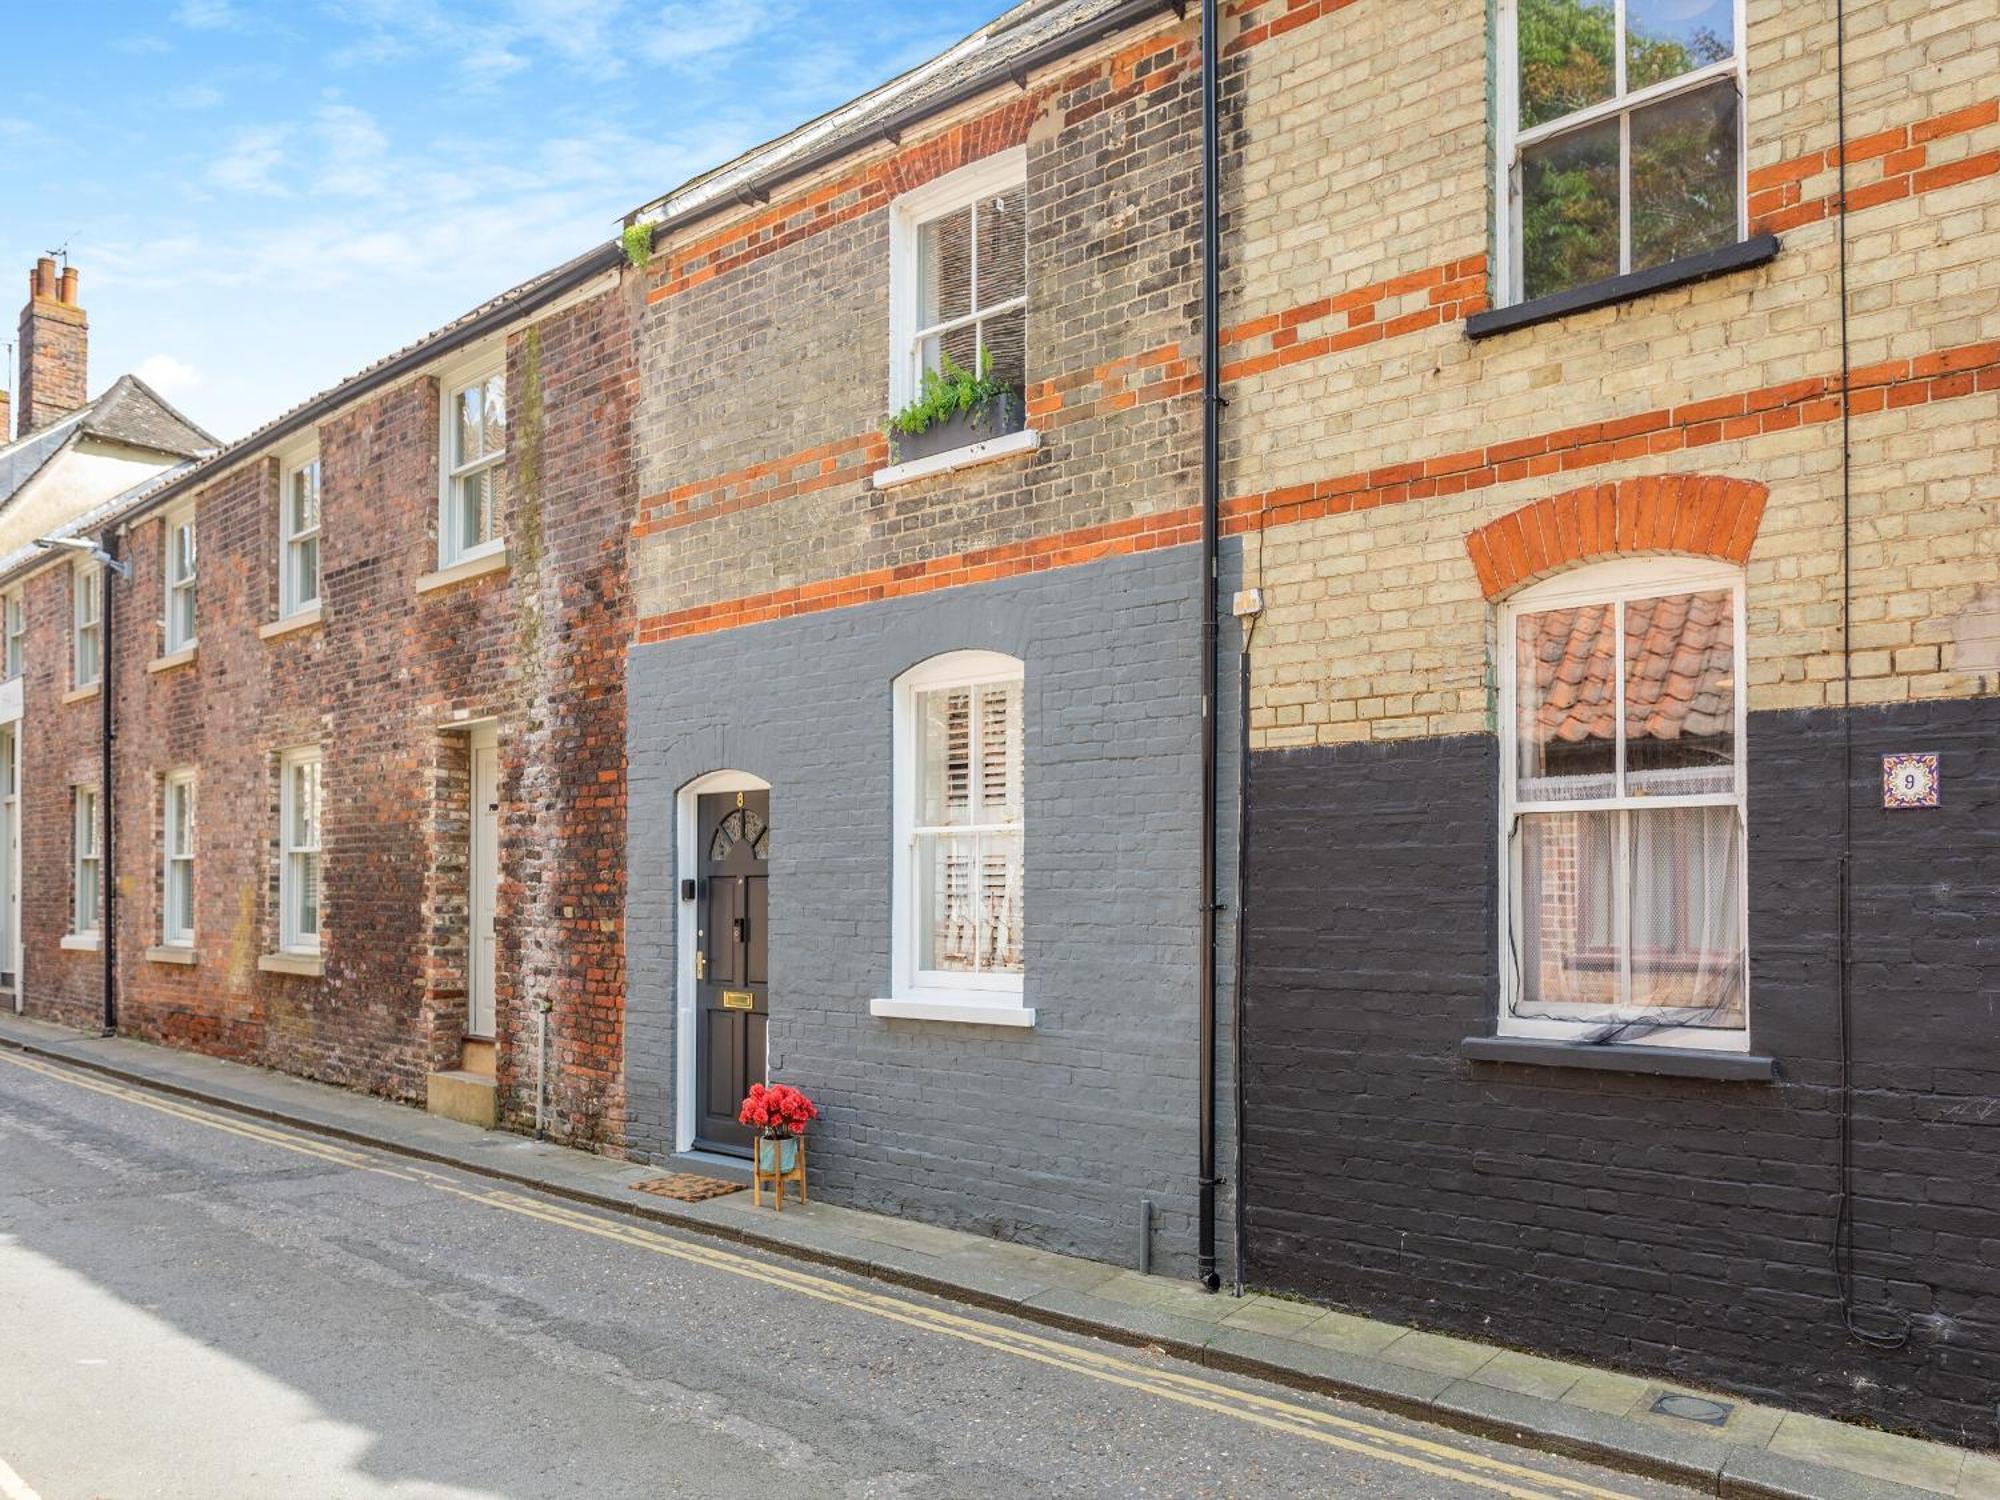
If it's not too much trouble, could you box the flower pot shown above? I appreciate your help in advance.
[891,392,1025,464]
[756,1135,799,1174]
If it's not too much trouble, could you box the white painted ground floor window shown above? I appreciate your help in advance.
[73,786,101,937]
[876,650,1029,1026]
[1499,558,1748,1048]
[163,771,196,946]
[280,749,322,954]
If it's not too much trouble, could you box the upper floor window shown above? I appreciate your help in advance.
[163,770,196,946]
[73,785,101,936]
[886,651,1026,1020]
[888,150,1027,413]
[1499,557,1747,1049]
[164,506,198,654]
[440,365,506,567]
[1497,0,1744,304]
[280,748,323,954]
[72,563,102,689]
[281,453,322,618]
[2,591,22,681]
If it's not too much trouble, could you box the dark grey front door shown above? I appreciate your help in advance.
[694,790,769,1156]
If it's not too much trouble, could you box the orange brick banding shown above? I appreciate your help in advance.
[1750,98,1998,232]
[1219,256,1487,383]
[1225,0,1365,56]
[1463,476,1769,600]
[635,431,888,538]
[635,335,2000,642]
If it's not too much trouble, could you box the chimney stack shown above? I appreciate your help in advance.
[18,256,88,434]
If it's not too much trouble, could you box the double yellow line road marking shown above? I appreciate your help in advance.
[1,1048,1648,1500]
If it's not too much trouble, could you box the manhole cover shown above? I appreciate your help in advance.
[1650,1392,1734,1426]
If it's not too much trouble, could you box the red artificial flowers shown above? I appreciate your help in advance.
[737,1082,819,1138]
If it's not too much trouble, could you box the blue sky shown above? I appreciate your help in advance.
[2,1,999,443]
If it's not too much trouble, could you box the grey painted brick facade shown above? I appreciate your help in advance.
[628,544,1240,1274]
[1241,697,2000,1444]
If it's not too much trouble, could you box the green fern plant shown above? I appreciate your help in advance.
[621,222,656,271]
[886,350,1016,438]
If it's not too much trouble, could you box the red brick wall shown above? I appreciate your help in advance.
[14,279,637,1149]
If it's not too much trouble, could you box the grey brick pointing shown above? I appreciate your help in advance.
[628,545,1239,1274]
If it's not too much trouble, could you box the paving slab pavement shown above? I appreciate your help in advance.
[4,1011,1993,1500]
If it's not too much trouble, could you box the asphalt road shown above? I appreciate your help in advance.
[0,1049,1696,1500]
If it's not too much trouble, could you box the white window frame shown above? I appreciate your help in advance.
[279,748,322,955]
[280,447,322,619]
[73,785,101,937]
[163,504,198,654]
[2,590,22,681]
[437,355,507,569]
[163,770,196,947]
[1496,556,1749,1050]
[72,561,102,689]
[886,147,1029,414]
[878,649,1030,1026]
[1493,0,1748,306]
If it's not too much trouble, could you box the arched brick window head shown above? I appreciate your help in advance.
[1466,476,1769,601]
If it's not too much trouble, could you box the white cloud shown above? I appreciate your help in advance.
[169,85,225,109]
[640,0,771,64]
[136,354,202,396]
[208,126,291,195]
[313,104,390,198]
[174,0,243,29]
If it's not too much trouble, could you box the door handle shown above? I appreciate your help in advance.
[695,950,708,980]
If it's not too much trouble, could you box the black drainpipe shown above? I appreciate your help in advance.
[99,529,119,1036]
[1195,0,1224,1293]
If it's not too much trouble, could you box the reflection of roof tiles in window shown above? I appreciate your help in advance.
[1529,592,1732,747]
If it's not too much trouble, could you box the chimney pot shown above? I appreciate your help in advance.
[18,257,87,432]
[32,257,55,300]
[59,267,78,305]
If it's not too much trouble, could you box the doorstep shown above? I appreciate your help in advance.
[0,1011,1991,1500]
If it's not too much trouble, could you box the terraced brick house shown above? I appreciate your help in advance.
[1225,0,1999,1445]
[2,247,638,1144]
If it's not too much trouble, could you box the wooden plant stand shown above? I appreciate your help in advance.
[752,1135,808,1211]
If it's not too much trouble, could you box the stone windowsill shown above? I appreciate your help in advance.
[61,684,100,706]
[415,546,510,596]
[869,996,1036,1028]
[147,645,198,675]
[258,950,325,977]
[145,945,198,966]
[1460,1034,1776,1081]
[59,933,101,952]
[260,604,324,641]
[873,428,1041,490]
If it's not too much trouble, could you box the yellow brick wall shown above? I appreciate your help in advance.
[1223,0,2000,750]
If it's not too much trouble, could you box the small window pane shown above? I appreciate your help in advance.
[1520,115,1620,300]
[975,193,1026,307]
[980,306,1027,394]
[457,471,496,552]
[920,687,973,827]
[920,833,977,972]
[1514,810,1621,1015]
[918,206,973,327]
[975,682,1023,825]
[1627,805,1744,1023]
[1517,0,1615,130]
[295,535,320,604]
[980,832,1024,973]
[1622,589,1736,795]
[481,375,506,459]
[455,385,483,469]
[291,464,320,536]
[1629,79,1739,274]
[1626,0,1733,92]
[921,321,981,383]
[1515,603,1617,800]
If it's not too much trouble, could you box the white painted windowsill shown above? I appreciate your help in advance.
[869,996,1035,1028]
[873,428,1040,490]
[145,945,198,966]
[260,604,323,641]
[415,546,509,596]
[60,933,101,952]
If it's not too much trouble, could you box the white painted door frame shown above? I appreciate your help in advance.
[467,725,499,1040]
[674,769,770,1155]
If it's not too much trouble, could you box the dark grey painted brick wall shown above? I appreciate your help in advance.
[627,546,1242,1274]
[1241,697,2000,1447]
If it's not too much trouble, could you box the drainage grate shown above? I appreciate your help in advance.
[1650,1392,1734,1426]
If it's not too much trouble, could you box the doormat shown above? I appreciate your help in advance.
[629,1173,744,1204]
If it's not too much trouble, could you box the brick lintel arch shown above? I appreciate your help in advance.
[1465,474,1769,600]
